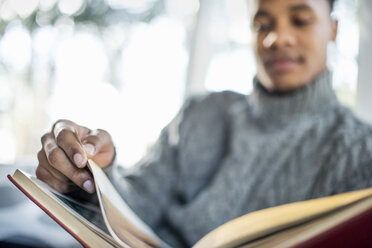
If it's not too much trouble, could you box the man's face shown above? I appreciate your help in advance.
[251,0,338,91]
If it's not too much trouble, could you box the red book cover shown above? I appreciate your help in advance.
[7,174,90,248]
[292,202,372,248]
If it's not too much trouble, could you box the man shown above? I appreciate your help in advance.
[36,0,372,247]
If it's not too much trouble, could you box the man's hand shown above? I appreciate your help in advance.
[36,119,115,194]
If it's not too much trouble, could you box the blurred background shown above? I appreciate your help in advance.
[0,0,369,167]
[1,0,372,247]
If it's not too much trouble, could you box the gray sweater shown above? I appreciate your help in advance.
[109,71,372,247]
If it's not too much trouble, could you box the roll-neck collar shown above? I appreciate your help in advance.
[248,71,339,125]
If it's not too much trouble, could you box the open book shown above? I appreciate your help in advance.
[8,160,169,248]
[8,160,372,248]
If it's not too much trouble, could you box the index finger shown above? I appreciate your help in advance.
[53,120,90,168]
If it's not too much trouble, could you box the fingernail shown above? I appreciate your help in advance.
[73,153,85,168]
[83,143,95,156]
[83,180,95,193]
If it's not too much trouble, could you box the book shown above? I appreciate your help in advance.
[8,160,372,248]
[8,160,169,248]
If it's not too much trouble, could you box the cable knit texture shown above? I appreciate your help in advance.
[109,71,372,247]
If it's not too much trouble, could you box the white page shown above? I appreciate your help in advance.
[88,159,170,248]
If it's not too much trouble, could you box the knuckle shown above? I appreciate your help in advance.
[37,150,43,161]
[55,119,65,124]
[88,129,112,148]
[97,128,108,135]
[36,166,46,179]
[54,119,70,127]
[41,133,50,144]
[55,128,71,143]
[54,119,75,131]
[98,129,111,139]
[48,148,63,165]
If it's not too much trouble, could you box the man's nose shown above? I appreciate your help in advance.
[263,27,296,49]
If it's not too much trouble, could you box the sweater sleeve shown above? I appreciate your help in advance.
[106,91,245,229]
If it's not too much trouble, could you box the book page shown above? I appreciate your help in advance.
[87,159,170,248]
[32,176,110,234]
[49,187,109,234]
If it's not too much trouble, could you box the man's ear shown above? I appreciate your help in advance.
[330,19,338,42]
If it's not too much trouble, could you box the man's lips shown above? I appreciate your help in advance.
[264,57,303,73]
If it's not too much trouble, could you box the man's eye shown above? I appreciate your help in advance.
[253,22,273,32]
[292,18,313,27]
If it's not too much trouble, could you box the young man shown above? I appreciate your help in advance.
[36,0,372,246]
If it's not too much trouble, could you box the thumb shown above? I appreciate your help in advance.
[81,129,115,168]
